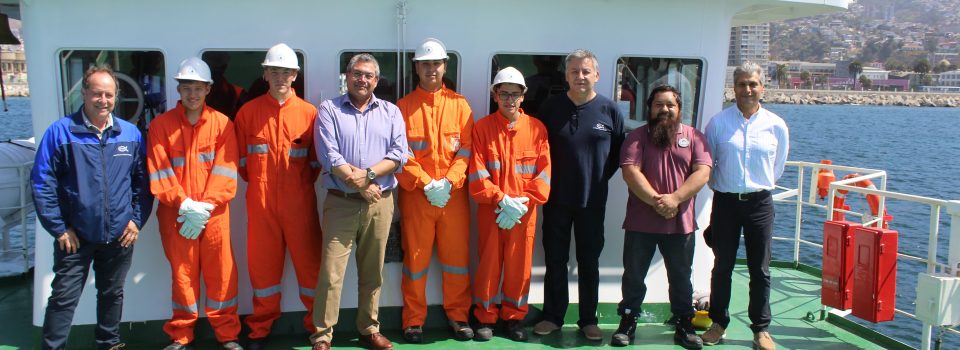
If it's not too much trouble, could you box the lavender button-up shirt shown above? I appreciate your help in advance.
[315,93,407,192]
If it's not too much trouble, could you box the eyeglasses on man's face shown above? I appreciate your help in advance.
[497,92,523,102]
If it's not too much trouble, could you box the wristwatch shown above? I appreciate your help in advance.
[366,168,376,181]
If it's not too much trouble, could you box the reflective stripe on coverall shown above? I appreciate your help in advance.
[396,86,474,329]
[235,93,323,338]
[469,111,551,324]
[147,104,240,344]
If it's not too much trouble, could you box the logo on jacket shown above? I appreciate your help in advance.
[593,123,610,132]
[114,145,132,157]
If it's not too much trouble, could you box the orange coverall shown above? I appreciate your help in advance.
[396,86,474,329]
[235,93,322,338]
[469,111,551,324]
[147,104,241,344]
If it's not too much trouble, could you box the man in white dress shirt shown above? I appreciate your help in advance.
[700,61,788,350]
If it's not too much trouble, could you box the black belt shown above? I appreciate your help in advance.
[327,189,365,199]
[327,189,392,200]
[715,190,770,201]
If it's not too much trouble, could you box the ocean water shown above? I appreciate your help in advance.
[765,103,960,348]
[5,98,960,347]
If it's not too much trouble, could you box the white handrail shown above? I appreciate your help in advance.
[776,160,960,350]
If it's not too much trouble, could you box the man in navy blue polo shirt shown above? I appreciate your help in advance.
[32,65,154,350]
[533,49,625,341]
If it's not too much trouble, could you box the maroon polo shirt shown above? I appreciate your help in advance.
[620,123,712,234]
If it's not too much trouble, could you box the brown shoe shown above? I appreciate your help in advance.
[753,331,776,350]
[311,341,330,350]
[359,332,394,350]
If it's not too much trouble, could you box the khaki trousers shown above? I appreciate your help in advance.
[310,190,394,344]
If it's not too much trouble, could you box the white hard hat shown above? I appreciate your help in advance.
[413,37,449,61]
[491,66,527,93]
[262,43,300,70]
[174,57,212,84]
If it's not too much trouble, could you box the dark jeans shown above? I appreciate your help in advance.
[617,231,695,319]
[540,203,605,327]
[708,190,774,333]
[42,240,134,350]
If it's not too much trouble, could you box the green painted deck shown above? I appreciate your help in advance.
[1,264,907,349]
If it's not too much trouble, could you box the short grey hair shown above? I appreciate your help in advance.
[347,53,380,77]
[734,61,765,84]
[565,49,599,72]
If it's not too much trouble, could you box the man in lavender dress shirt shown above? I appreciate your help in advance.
[310,53,408,350]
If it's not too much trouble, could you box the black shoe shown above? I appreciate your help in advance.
[163,342,191,350]
[449,320,474,341]
[505,320,528,342]
[610,314,638,347]
[246,338,267,350]
[220,341,243,350]
[403,326,424,343]
[474,324,495,342]
[675,318,704,349]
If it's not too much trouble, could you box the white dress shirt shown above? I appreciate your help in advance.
[705,105,789,193]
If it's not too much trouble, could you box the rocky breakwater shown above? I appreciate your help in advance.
[0,82,29,97]
[724,88,960,107]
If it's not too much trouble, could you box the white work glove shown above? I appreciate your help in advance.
[495,207,521,230]
[498,195,530,219]
[177,198,215,239]
[176,215,204,239]
[424,179,452,208]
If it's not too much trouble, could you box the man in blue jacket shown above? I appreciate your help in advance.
[32,65,154,350]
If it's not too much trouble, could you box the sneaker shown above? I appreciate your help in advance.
[474,324,495,341]
[505,320,529,342]
[220,341,243,350]
[533,320,561,335]
[674,318,703,349]
[701,323,725,345]
[610,314,637,347]
[163,342,190,350]
[402,326,423,343]
[753,331,776,350]
[449,320,474,341]
[580,324,603,341]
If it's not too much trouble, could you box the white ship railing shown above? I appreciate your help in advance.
[773,160,960,350]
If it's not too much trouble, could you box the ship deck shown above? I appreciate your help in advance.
[2,263,905,349]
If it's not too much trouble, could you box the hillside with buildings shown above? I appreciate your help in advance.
[729,0,960,93]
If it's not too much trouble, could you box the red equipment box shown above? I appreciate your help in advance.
[822,221,861,310]
[851,226,898,323]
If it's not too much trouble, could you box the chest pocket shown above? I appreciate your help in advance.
[246,133,270,182]
[169,142,188,178]
[443,131,461,157]
[196,141,216,171]
[515,150,538,180]
[286,128,316,184]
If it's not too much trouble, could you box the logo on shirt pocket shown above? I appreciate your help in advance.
[593,123,610,132]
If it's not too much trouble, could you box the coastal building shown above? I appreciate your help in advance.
[939,69,960,87]
[1,49,26,83]
[729,24,770,69]
[769,60,836,88]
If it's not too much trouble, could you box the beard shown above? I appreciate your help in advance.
[649,112,680,148]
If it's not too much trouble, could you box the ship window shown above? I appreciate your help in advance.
[200,50,307,119]
[488,54,566,117]
[58,49,167,130]
[616,57,704,129]
[337,51,460,104]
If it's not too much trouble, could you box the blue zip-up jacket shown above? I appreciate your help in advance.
[31,108,154,243]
